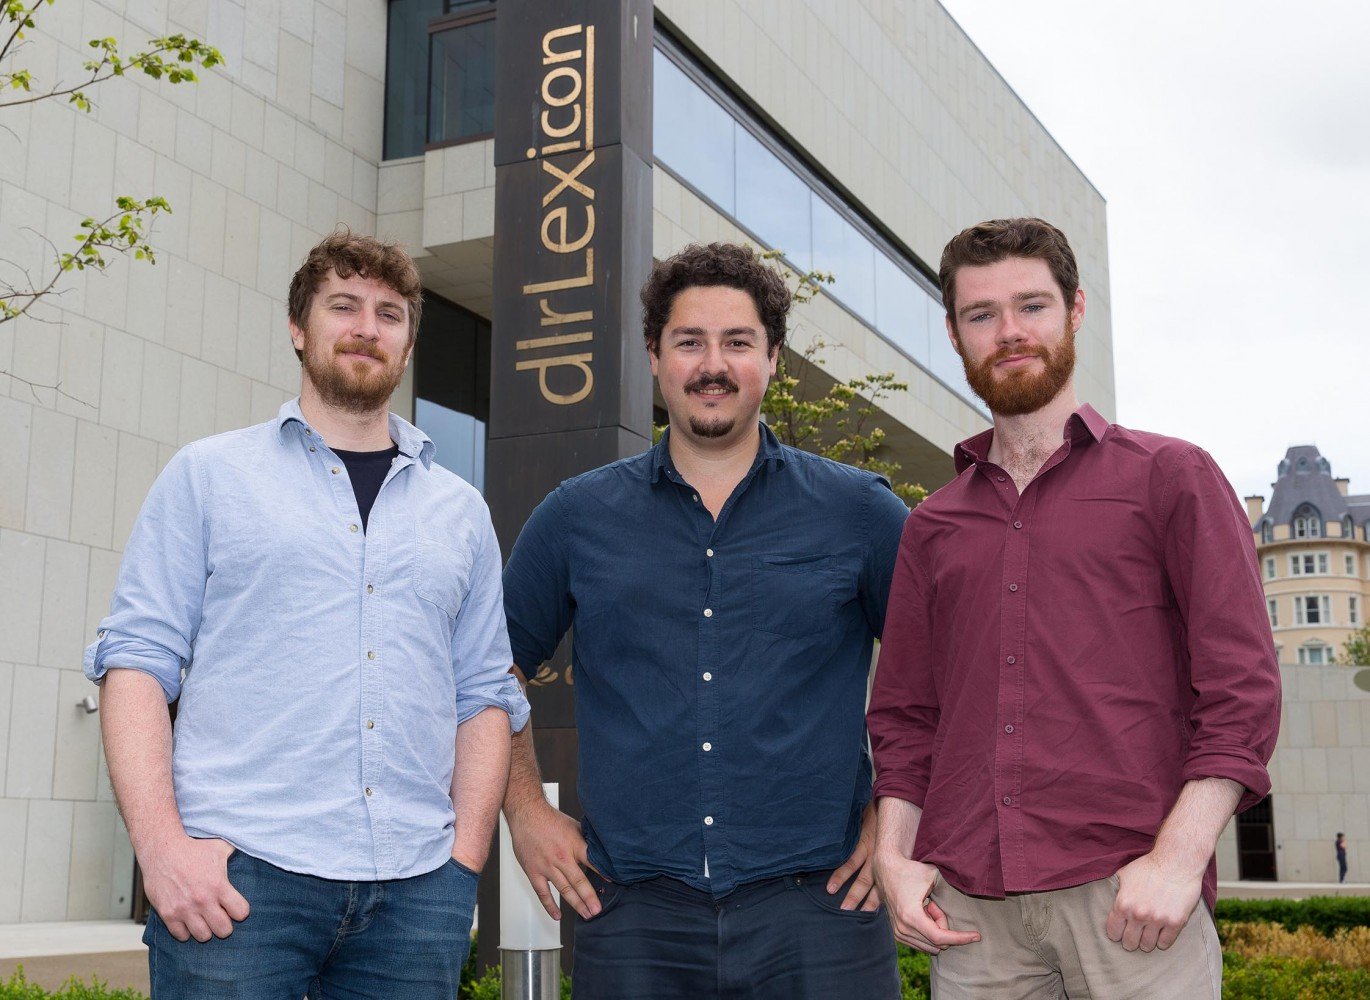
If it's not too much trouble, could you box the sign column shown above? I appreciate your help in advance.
[481,0,654,973]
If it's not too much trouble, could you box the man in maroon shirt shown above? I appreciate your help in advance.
[868,218,1281,997]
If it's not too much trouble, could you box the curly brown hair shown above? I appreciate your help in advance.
[640,243,791,354]
[938,218,1079,330]
[288,228,424,361]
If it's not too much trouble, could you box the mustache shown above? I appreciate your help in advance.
[988,345,1049,365]
[684,373,739,394]
[335,341,386,361]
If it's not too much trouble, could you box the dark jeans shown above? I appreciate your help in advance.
[144,850,478,1000]
[572,868,900,999]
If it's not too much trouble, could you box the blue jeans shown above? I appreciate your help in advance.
[572,868,900,999]
[145,850,478,1000]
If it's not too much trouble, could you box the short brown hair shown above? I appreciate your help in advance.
[640,243,791,354]
[938,218,1079,328]
[288,228,423,360]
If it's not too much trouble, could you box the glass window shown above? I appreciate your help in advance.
[811,196,876,321]
[429,17,497,144]
[734,126,812,272]
[1267,599,1278,628]
[1264,557,1276,580]
[1352,596,1360,626]
[1347,554,1356,576]
[1260,521,1274,544]
[385,0,447,158]
[413,294,490,491]
[652,50,735,214]
[1318,554,1328,574]
[1299,645,1328,665]
[873,252,930,364]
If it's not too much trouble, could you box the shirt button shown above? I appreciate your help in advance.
[997,475,1006,482]
[309,446,316,452]
[1013,521,1023,529]
[367,650,375,660]
[706,548,714,557]
[692,494,700,503]
[703,672,713,681]
[1004,724,1015,734]
[365,787,373,797]
[367,584,374,594]
[331,467,341,475]
[349,523,359,533]
[1002,796,1012,806]
[703,608,713,618]
[1009,583,1018,592]
[1007,655,1016,664]
[702,742,712,752]
[704,816,714,826]
[366,720,375,729]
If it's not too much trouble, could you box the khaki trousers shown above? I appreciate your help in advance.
[928,874,1221,1000]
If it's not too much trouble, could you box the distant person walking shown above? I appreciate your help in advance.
[1337,833,1348,883]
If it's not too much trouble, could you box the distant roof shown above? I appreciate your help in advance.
[1260,445,1367,526]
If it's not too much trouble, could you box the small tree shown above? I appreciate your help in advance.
[1338,625,1370,667]
[1,1,221,371]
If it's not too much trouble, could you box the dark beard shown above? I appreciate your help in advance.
[302,341,405,414]
[684,372,739,438]
[960,325,1076,417]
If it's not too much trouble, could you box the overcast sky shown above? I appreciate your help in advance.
[937,0,1370,504]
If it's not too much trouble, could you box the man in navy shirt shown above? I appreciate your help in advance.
[502,242,909,997]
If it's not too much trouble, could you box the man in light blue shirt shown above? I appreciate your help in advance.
[85,230,528,999]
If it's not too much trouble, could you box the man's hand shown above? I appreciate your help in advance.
[1106,853,1202,953]
[506,798,601,921]
[827,801,880,910]
[874,853,981,955]
[140,835,249,943]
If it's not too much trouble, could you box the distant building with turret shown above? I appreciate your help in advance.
[1246,446,1370,666]
[1214,447,1370,885]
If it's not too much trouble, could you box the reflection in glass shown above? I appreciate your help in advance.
[416,400,486,491]
[734,126,812,271]
[652,50,735,213]
[812,197,875,321]
[384,0,446,159]
[414,294,491,493]
[874,253,929,365]
[428,19,497,145]
[927,294,974,402]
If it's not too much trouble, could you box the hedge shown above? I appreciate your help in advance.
[1215,897,1370,938]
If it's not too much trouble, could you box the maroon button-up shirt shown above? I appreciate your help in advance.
[868,405,1280,910]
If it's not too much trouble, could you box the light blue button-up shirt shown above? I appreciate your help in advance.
[85,399,529,881]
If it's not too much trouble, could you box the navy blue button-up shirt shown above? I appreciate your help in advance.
[504,425,908,894]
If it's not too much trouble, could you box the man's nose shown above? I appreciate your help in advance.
[352,305,382,340]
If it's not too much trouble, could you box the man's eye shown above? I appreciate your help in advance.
[969,312,990,323]
[1023,303,1044,313]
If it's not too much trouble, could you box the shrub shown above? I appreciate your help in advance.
[897,944,931,999]
[0,969,146,1000]
[1215,897,1370,937]
[1222,953,1370,999]
[1221,922,1370,968]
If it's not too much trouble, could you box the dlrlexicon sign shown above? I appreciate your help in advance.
[516,24,598,407]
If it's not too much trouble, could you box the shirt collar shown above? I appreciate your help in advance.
[649,422,787,484]
[275,397,436,467]
[953,403,1110,473]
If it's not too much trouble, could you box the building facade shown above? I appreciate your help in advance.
[0,0,1112,922]
[1213,448,1370,884]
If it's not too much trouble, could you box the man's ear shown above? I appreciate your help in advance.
[289,320,306,355]
[1069,287,1086,333]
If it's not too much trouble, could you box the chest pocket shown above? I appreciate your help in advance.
[413,531,475,618]
[751,554,842,638]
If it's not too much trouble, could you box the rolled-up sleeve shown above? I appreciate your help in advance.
[1159,446,1282,812]
[868,515,939,806]
[452,508,530,733]
[83,445,207,702]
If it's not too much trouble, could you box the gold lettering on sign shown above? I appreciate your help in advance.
[518,24,598,406]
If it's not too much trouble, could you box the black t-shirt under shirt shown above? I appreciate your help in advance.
[334,444,400,532]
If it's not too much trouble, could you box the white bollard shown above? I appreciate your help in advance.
[500,782,563,999]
